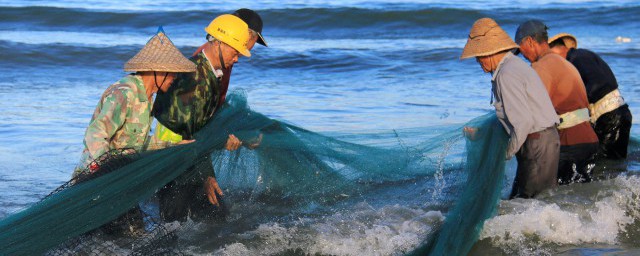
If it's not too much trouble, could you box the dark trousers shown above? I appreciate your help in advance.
[100,207,145,236]
[510,127,560,199]
[157,155,223,222]
[594,104,632,160]
[557,142,599,185]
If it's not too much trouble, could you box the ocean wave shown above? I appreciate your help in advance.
[0,36,466,71]
[1,0,638,12]
[0,30,465,49]
[213,203,444,256]
[1,5,638,38]
[479,175,640,255]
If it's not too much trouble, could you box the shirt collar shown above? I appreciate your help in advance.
[492,51,513,81]
[201,49,224,78]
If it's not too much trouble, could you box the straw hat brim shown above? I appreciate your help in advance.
[461,18,519,59]
[548,33,578,49]
[124,32,196,73]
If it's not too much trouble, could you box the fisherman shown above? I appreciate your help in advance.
[73,29,196,235]
[461,18,560,199]
[153,11,267,222]
[75,28,195,178]
[549,33,632,160]
[191,8,268,102]
[515,20,599,185]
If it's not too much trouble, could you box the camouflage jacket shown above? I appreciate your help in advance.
[153,52,223,140]
[78,75,152,171]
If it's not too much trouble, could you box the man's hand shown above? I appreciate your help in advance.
[177,139,195,145]
[204,176,224,206]
[463,126,479,140]
[245,133,263,150]
[225,134,242,151]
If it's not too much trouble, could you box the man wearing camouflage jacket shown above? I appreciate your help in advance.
[152,12,267,221]
[75,29,195,177]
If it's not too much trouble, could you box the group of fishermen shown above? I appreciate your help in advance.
[462,18,632,199]
[74,10,632,231]
[75,8,267,227]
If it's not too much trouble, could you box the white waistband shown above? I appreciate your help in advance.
[589,89,625,123]
[558,108,590,130]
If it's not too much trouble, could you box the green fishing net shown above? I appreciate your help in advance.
[0,91,510,256]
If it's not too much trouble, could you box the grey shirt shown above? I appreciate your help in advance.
[491,52,559,159]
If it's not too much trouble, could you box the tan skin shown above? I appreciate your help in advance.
[139,71,175,99]
[549,44,570,59]
[463,51,509,139]
[518,36,551,63]
[203,34,261,206]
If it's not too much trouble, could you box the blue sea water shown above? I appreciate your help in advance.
[0,0,639,255]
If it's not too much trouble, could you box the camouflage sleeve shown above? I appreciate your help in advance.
[83,89,129,160]
[145,132,172,151]
[153,73,196,139]
[153,55,221,139]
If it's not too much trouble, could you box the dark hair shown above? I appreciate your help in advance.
[549,39,565,48]
[531,31,548,44]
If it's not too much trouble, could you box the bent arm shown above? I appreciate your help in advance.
[83,91,128,160]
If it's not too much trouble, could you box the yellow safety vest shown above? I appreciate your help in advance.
[155,123,183,143]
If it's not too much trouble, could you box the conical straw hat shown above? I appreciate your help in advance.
[124,29,196,72]
[461,18,519,59]
[548,33,578,49]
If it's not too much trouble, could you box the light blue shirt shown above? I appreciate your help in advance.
[491,52,559,159]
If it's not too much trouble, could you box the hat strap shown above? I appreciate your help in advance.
[217,43,226,71]
[154,71,169,91]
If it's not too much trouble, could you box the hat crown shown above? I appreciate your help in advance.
[515,19,548,44]
[124,29,196,73]
[460,18,518,59]
[234,8,263,33]
[549,32,578,49]
[205,14,252,56]
[469,18,500,39]
[232,8,267,47]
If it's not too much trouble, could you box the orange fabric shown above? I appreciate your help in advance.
[532,51,598,146]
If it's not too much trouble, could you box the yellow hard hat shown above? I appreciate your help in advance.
[205,14,251,57]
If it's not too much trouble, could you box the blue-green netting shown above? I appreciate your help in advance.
[408,115,508,256]
[0,92,509,255]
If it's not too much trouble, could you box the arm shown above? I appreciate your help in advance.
[153,73,198,138]
[83,89,128,160]
[497,72,536,159]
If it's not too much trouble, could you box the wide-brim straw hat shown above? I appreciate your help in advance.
[548,33,578,49]
[124,29,196,72]
[461,18,519,59]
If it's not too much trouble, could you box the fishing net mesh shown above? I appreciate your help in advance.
[0,92,509,256]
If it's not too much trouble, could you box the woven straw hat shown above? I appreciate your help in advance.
[124,29,196,72]
[461,18,519,59]
[548,33,578,49]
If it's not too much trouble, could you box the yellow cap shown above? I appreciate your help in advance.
[205,14,251,57]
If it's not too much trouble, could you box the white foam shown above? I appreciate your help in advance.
[214,203,444,255]
[479,175,640,255]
